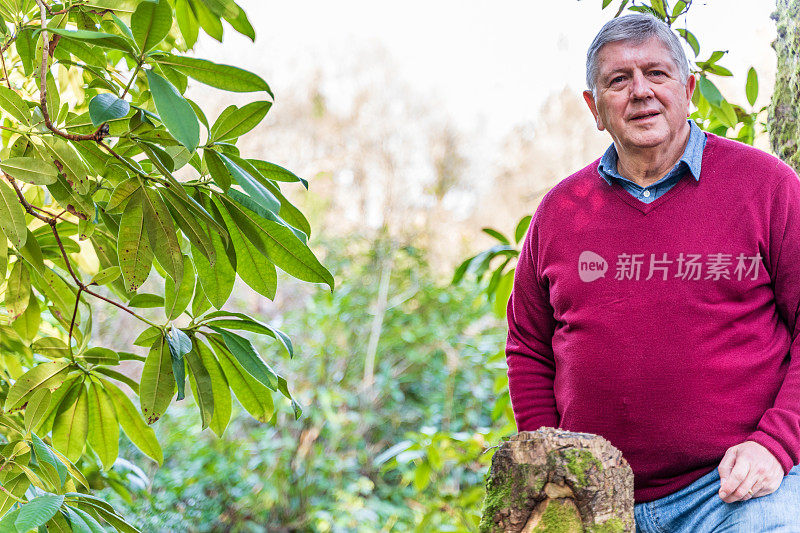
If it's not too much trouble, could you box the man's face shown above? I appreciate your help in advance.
[582,37,696,152]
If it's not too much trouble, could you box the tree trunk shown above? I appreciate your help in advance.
[768,0,800,172]
[480,428,634,533]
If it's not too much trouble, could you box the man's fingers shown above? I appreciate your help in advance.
[718,448,737,481]
[719,459,750,501]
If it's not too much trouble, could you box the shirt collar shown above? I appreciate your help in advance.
[597,119,706,186]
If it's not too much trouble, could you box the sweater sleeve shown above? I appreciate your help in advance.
[505,207,560,431]
[745,170,800,474]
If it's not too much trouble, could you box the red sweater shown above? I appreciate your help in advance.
[506,133,800,502]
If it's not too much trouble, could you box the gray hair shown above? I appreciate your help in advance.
[586,13,690,96]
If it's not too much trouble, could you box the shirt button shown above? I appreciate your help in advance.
[643,190,651,197]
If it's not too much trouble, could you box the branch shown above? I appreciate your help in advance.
[34,0,107,142]
[68,286,83,352]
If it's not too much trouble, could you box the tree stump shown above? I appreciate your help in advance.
[479,427,634,533]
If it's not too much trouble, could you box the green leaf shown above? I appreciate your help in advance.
[133,326,162,347]
[0,178,28,248]
[12,294,40,342]
[40,28,134,54]
[746,67,758,107]
[139,335,175,424]
[118,191,153,292]
[204,147,231,190]
[4,360,71,411]
[493,269,515,318]
[0,476,28,518]
[6,259,30,320]
[191,0,223,41]
[160,188,216,264]
[175,0,199,48]
[64,505,105,533]
[86,381,119,470]
[141,187,184,286]
[15,493,64,531]
[676,28,700,57]
[219,153,280,214]
[166,328,192,400]
[207,334,274,423]
[200,0,238,18]
[31,434,69,489]
[716,99,738,129]
[88,93,130,126]
[106,177,142,214]
[514,215,532,244]
[0,86,30,125]
[219,195,334,290]
[191,202,235,308]
[42,137,92,196]
[186,350,214,429]
[0,157,58,185]
[132,0,173,53]
[209,327,277,390]
[247,159,308,189]
[32,337,70,360]
[52,382,88,462]
[224,3,255,41]
[165,255,195,319]
[83,0,140,13]
[0,237,6,279]
[209,101,271,142]
[155,55,273,97]
[24,389,51,434]
[16,28,35,76]
[90,266,121,286]
[46,72,60,125]
[145,70,200,152]
[193,338,231,436]
[698,76,723,106]
[482,228,509,244]
[102,380,162,465]
[80,347,119,365]
[212,194,276,299]
[203,311,293,358]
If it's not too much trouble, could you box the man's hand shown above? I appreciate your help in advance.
[717,441,784,503]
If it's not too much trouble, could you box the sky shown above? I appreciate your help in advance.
[194,0,779,143]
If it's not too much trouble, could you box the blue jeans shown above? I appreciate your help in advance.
[634,464,800,532]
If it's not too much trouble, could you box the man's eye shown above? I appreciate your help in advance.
[610,76,625,84]
[650,70,666,76]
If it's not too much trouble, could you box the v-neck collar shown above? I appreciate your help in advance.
[603,133,718,216]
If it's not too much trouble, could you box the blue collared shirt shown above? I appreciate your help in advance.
[597,119,707,203]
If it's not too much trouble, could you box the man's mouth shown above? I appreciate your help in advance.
[630,111,660,121]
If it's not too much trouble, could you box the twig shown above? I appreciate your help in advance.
[34,0,106,142]
[68,286,82,353]
[0,50,10,90]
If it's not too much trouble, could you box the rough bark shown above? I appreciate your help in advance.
[768,0,800,172]
[480,428,634,533]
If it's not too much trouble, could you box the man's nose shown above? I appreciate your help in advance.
[630,71,653,99]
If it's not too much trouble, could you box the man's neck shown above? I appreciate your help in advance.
[615,122,691,188]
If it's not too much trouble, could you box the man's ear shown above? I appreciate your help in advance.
[583,90,605,131]
[685,74,697,115]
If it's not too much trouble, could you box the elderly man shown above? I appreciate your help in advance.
[506,13,800,531]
